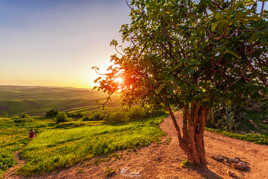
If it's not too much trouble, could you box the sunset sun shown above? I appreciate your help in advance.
[114,77,124,84]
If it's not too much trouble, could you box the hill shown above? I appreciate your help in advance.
[0,86,120,116]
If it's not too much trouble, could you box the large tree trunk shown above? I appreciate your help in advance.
[167,102,208,167]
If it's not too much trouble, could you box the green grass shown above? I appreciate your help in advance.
[0,117,54,177]
[206,127,268,145]
[0,114,165,177]
[0,119,26,176]
[17,116,164,176]
[0,115,108,177]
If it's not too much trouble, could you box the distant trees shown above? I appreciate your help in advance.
[94,0,267,167]
[45,109,58,118]
[56,112,68,123]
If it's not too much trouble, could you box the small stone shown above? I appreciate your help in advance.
[229,157,240,163]
[155,157,161,162]
[232,161,250,171]
[227,170,239,179]
[212,155,226,162]
[120,167,129,174]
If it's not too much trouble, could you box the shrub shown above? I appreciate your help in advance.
[207,104,255,132]
[146,109,166,118]
[55,112,68,123]
[83,111,106,121]
[127,106,166,119]
[20,113,31,118]
[104,111,129,123]
[181,159,191,168]
[67,112,83,119]
[127,106,147,120]
[45,109,58,118]
[13,116,33,123]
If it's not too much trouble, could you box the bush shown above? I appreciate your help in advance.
[104,111,129,123]
[207,97,268,133]
[20,113,31,118]
[127,106,147,120]
[45,109,58,118]
[13,116,33,123]
[207,104,255,132]
[181,159,191,168]
[127,106,166,119]
[55,112,68,123]
[67,112,83,119]
[147,109,166,117]
[83,111,106,121]
[81,106,166,124]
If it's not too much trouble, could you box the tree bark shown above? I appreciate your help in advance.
[167,102,208,167]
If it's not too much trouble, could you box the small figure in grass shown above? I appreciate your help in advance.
[29,129,35,139]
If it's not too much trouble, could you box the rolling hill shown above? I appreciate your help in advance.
[0,86,120,116]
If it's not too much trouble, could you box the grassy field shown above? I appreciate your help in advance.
[18,117,164,176]
[0,116,55,177]
[0,106,166,177]
[0,86,120,116]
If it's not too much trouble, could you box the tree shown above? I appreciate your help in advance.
[94,0,268,167]
[45,109,58,118]
[55,112,68,123]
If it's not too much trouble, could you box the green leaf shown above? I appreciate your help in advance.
[211,22,219,32]
[224,50,240,59]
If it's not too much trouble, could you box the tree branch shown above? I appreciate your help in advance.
[260,0,265,18]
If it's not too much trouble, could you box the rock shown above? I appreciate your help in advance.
[229,157,240,163]
[120,167,129,175]
[212,155,250,172]
[211,155,227,162]
[227,170,239,179]
[120,167,142,178]
[232,161,250,171]
[129,170,141,177]
[154,157,161,162]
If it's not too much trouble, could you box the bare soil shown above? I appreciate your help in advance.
[4,151,25,179]
[5,113,268,179]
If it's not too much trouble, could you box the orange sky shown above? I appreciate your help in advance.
[0,0,129,88]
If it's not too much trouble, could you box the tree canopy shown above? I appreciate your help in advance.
[94,0,268,166]
[96,0,267,108]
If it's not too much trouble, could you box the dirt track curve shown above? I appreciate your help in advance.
[4,113,268,179]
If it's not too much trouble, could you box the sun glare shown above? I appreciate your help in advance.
[114,77,124,84]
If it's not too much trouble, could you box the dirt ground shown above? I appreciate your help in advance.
[4,113,268,179]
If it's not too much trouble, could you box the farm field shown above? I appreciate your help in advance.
[0,86,120,116]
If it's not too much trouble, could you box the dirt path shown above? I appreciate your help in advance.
[5,114,268,179]
[3,150,25,179]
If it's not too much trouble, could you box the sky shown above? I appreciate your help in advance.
[0,0,130,88]
[0,1,267,89]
